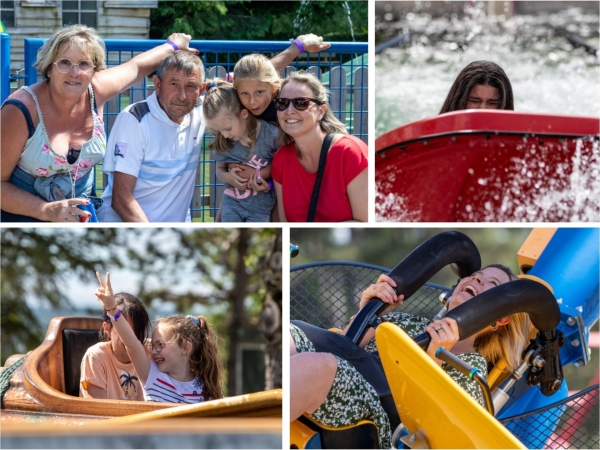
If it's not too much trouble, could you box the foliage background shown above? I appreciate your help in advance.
[150,1,367,42]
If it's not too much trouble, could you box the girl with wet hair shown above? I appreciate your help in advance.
[80,292,150,400]
[94,272,223,403]
[439,60,515,114]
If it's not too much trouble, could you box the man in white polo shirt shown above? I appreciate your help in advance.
[98,52,205,222]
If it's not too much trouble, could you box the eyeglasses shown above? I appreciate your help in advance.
[53,58,96,73]
[150,340,170,353]
[274,97,323,112]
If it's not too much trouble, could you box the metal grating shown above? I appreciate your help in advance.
[500,384,599,449]
[291,261,449,330]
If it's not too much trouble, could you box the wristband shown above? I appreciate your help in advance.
[104,305,117,312]
[289,38,305,53]
[166,40,179,51]
[108,309,122,322]
[266,179,274,191]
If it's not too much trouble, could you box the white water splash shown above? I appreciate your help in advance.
[343,1,356,42]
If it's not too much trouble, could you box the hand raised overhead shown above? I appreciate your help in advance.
[95,271,116,311]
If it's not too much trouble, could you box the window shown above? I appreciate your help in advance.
[1,0,15,29]
[62,0,97,28]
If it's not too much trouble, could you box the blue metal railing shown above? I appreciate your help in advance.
[1,33,10,103]
[10,39,368,221]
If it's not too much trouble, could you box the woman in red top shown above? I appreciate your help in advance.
[271,72,368,222]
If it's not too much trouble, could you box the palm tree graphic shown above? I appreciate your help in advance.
[120,372,139,398]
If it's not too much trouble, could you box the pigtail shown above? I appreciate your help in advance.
[193,316,224,400]
[203,78,259,156]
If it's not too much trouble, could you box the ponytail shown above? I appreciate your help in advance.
[155,315,224,400]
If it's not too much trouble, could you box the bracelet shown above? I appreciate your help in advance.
[289,38,305,53]
[166,39,179,51]
[108,309,122,322]
[104,306,117,312]
[266,179,274,191]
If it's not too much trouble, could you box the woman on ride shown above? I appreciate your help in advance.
[290,264,532,449]
[1,25,195,222]
[80,293,150,400]
[439,60,514,113]
[271,72,368,222]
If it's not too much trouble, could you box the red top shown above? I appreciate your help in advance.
[272,135,368,222]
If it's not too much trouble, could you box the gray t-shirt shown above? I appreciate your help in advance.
[215,121,279,222]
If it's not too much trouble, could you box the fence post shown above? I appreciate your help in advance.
[353,67,368,143]
[1,33,10,103]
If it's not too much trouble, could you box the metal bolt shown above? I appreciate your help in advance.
[409,434,416,443]
[573,360,584,368]
[551,380,562,391]
[566,316,577,326]
[571,338,580,347]
[532,355,545,368]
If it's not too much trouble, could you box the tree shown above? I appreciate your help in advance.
[260,229,282,389]
[150,1,368,42]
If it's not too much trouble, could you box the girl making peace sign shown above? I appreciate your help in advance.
[95,272,223,403]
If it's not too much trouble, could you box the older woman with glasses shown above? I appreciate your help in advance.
[1,24,195,222]
[271,71,368,222]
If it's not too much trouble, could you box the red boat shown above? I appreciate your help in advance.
[375,110,599,222]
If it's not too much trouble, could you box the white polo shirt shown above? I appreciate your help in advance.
[98,92,205,222]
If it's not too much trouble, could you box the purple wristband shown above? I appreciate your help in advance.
[290,38,305,53]
[109,309,122,322]
[267,179,274,191]
[166,39,179,51]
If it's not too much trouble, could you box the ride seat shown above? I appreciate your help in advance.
[62,328,101,397]
[294,415,379,449]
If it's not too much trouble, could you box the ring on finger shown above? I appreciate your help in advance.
[435,327,443,332]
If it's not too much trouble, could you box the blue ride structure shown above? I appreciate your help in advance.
[498,228,599,448]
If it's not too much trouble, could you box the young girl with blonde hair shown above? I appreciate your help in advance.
[203,79,279,222]
[233,53,281,124]
[95,272,223,403]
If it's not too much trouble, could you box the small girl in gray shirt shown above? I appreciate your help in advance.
[203,80,279,222]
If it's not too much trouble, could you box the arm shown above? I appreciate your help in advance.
[274,181,287,222]
[269,34,331,73]
[346,167,368,222]
[342,274,404,348]
[95,272,151,385]
[93,33,195,109]
[111,172,149,222]
[216,163,248,189]
[1,103,89,221]
[83,382,107,399]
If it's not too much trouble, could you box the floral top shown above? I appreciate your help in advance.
[15,85,106,182]
[364,311,488,406]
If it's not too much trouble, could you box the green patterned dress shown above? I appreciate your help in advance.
[291,311,488,449]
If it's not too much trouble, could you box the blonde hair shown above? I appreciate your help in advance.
[34,25,106,79]
[278,71,348,146]
[155,315,224,400]
[472,263,534,372]
[233,54,281,90]
[203,78,258,154]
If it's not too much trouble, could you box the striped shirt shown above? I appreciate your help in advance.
[142,360,207,403]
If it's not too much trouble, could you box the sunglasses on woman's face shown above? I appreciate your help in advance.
[274,97,324,111]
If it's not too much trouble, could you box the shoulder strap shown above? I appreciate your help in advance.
[306,133,334,222]
[2,99,35,139]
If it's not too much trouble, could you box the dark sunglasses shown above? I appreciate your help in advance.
[274,97,323,111]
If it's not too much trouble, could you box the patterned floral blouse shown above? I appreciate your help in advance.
[15,85,106,181]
